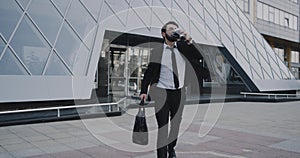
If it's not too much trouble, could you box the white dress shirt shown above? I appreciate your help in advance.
[157,43,186,90]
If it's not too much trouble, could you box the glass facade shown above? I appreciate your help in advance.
[0,0,299,102]
[0,0,98,76]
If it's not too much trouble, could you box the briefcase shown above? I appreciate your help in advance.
[132,100,148,145]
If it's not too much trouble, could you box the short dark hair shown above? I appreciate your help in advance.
[161,21,179,33]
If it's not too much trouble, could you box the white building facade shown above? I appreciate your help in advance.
[0,0,299,103]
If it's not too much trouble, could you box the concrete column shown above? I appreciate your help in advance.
[285,47,292,70]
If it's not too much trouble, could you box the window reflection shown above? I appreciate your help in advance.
[27,0,63,44]
[10,16,51,75]
[0,0,23,40]
[0,47,27,75]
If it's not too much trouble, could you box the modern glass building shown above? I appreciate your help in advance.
[0,0,299,104]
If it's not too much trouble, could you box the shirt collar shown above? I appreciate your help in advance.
[164,42,177,49]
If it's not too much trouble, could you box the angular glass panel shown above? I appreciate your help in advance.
[238,10,251,29]
[205,10,220,39]
[227,3,240,27]
[173,0,189,14]
[250,64,262,80]
[52,0,71,15]
[255,43,274,79]
[81,0,102,20]
[233,33,246,55]
[128,0,147,8]
[152,0,165,7]
[152,5,171,23]
[0,47,27,75]
[235,48,252,77]
[230,17,243,43]
[27,0,63,44]
[216,0,229,23]
[66,0,96,49]
[189,0,205,23]
[244,36,256,58]
[216,0,227,10]
[0,0,23,40]
[10,16,51,75]
[240,21,252,42]
[226,0,237,9]
[261,69,273,80]
[0,36,5,56]
[99,2,115,23]
[190,21,206,42]
[220,30,235,55]
[128,1,152,28]
[204,0,217,19]
[143,0,152,6]
[44,51,71,76]
[17,0,30,9]
[218,14,232,40]
[247,49,263,79]
[161,0,172,9]
[105,0,130,25]
[73,45,90,75]
[265,46,283,79]
[55,22,82,71]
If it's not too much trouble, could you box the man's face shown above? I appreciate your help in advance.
[162,24,178,39]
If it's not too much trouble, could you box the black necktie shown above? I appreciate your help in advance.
[170,48,179,89]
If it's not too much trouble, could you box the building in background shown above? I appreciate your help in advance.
[235,0,300,78]
[0,0,299,105]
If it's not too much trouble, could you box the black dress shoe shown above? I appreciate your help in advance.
[168,149,176,158]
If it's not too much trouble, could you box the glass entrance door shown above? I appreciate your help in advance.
[107,45,150,97]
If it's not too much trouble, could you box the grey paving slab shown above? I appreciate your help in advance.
[10,148,45,158]
[0,152,15,158]
[271,137,300,153]
[50,150,92,158]
[23,135,51,142]
[2,142,35,152]
[79,146,132,158]
[0,133,18,140]
[179,131,220,145]
[0,137,26,146]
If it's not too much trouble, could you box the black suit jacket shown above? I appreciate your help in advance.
[140,40,201,94]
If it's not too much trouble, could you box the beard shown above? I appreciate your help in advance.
[165,33,178,42]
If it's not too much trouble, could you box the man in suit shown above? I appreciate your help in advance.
[140,21,201,158]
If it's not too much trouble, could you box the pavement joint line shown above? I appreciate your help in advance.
[177,151,247,158]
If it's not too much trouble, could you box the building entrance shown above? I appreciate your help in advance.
[95,31,154,98]
[107,44,150,97]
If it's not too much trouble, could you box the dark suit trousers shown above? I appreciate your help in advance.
[149,85,186,158]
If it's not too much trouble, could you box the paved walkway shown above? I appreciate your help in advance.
[1,101,300,158]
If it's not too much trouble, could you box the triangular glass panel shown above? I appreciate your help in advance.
[10,15,51,75]
[99,2,115,23]
[51,0,71,15]
[27,0,63,45]
[44,51,71,76]
[81,0,102,20]
[143,0,152,6]
[17,0,30,9]
[0,0,23,39]
[105,0,130,26]
[0,47,27,75]
[189,0,205,22]
[0,36,6,56]
[55,22,82,70]
[130,0,150,8]
[66,0,96,44]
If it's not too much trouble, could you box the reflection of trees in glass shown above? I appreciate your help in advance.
[23,46,49,75]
